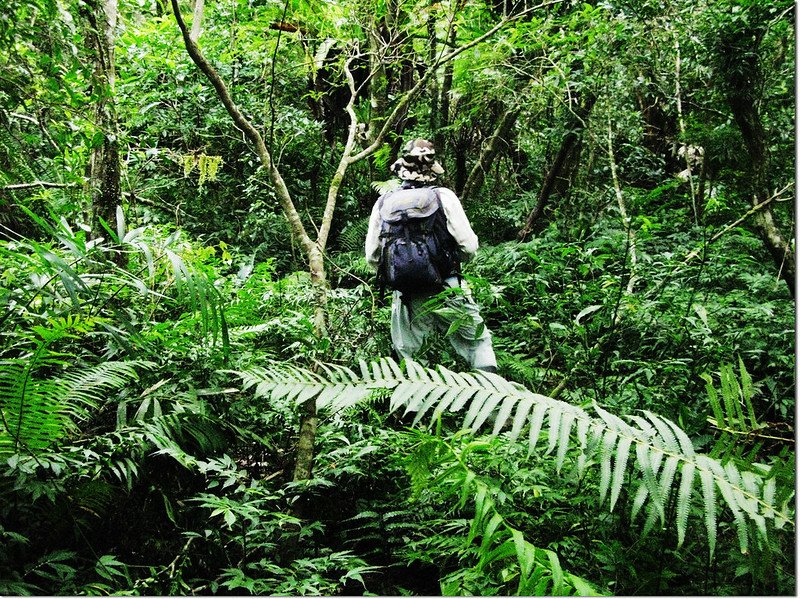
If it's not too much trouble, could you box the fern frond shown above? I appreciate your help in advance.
[233,357,795,555]
[370,178,401,194]
[609,436,632,512]
[0,360,153,456]
[697,457,718,556]
[526,402,548,455]
[228,324,273,338]
[676,462,696,547]
[337,218,370,254]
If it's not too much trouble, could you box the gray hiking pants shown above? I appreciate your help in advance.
[390,276,497,370]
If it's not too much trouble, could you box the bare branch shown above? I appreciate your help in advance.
[8,112,38,125]
[0,181,77,192]
[461,106,518,204]
[317,51,361,250]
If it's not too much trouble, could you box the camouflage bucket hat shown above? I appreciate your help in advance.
[390,138,445,183]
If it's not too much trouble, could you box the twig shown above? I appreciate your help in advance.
[0,181,77,192]
[679,186,789,266]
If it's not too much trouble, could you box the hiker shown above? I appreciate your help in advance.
[365,138,497,373]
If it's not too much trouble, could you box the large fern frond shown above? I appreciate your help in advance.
[336,218,370,254]
[0,360,154,456]
[234,357,794,556]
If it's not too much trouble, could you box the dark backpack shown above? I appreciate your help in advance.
[377,186,459,297]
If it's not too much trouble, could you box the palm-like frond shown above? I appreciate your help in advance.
[235,357,794,556]
[1,210,229,353]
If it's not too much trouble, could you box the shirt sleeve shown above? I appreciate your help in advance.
[436,187,479,262]
[364,198,383,271]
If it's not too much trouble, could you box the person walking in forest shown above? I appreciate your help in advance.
[365,138,497,373]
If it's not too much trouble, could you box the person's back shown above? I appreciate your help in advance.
[375,184,458,298]
[365,139,497,373]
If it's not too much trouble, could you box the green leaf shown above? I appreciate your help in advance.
[554,411,575,472]
[574,304,602,324]
[697,462,718,557]
[527,402,548,455]
[676,462,695,547]
[609,436,632,511]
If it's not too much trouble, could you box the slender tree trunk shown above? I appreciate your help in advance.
[518,93,595,240]
[172,0,324,487]
[85,0,121,241]
[427,7,439,134]
[453,134,469,195]
[190,0,204,42]
[435,24,457,154]
[731,95,794,294]
[460,107,518,205]
[674,36,699,224]
[606,118,638,306]
[366,24,387,145]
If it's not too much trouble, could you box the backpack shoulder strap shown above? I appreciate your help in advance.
[428,186,462,281]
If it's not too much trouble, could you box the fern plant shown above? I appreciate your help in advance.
[0,314,153,457]
[1,206,229,355]
[235,357,794,559]
[701,357,792,462]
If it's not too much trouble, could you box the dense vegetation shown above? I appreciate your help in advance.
[0,0,795,595]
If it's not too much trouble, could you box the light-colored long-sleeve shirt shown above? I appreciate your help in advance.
[364,186,479,271]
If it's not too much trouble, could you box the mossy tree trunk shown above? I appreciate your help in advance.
[83,0,121,244]
[713,4,795,296]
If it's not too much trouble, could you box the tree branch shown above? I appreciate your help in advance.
[0,181,77,192]
[170,0,314,255]
[461,106,518,204]
[190,0,204,42]
[317,52,361,251]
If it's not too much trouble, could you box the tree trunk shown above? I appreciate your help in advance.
[518,93,595,240]
[434,24,458,155]
[85,0,121,241]
[452,135,469,196]
[292,246,326,481]
[292,399,319,482]
[426,7,439,135]
[460,107,518,204]
[190,0,204,42]
[718,17,795,296]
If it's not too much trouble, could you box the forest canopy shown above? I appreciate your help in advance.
[0,0,795,595]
